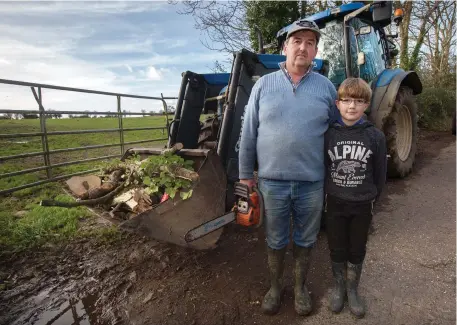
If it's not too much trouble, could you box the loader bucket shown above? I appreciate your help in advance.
[118,148,227,250]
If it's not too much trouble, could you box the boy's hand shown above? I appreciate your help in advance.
[240,178,256,189]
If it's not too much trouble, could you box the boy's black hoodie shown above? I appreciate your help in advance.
[324,119,387,203]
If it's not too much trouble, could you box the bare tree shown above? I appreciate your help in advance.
[208,59,230,73]
[397,0,454,72]
[174,1,251,53]
[422,1,456,87]
[407,1,440,70]
[397,0,413,69]
[173,0,455,95]
[172,0,349,56]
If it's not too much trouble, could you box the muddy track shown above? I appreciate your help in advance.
[0,130,455,325]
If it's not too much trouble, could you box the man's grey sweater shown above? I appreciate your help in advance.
[238,65,338,182]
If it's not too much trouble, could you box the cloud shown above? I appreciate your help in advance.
[0,22,92,44]
[0,36,181,113]
[144,66,174,81]
[0,1,167,15]
[100,51,229,71]
[0,38,118,88]
[0,1,231,114]
[160,39,189,49]
[146,66,163,81]
[78,38,155,55]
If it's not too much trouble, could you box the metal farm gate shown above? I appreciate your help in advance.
[0,78,177,195]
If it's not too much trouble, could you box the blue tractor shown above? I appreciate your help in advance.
[121,1,422,249]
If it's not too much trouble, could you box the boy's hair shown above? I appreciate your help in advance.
[338,78,372,102]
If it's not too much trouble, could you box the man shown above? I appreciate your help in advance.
[238,19,338,316]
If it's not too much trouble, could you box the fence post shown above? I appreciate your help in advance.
[33,86,52,178]
[117,95,125,155]
[161,93,170,143]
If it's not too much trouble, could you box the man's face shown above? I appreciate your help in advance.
[284,30,318,70]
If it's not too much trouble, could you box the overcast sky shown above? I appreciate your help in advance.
[0,1,230,113]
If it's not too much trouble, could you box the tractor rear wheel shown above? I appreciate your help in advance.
[383,87,418,178]
[197,115,220,149]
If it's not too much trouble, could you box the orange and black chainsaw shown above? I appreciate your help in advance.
[184,182,264,243]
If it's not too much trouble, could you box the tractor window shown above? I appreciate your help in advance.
[350,19,385,82]
[348,26,360,78]
[316,20,347,87]
[316,20,359,87]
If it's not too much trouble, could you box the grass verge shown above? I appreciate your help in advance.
[0,182,120,258]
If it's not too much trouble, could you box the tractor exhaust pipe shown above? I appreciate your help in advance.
[168,71,192,147]
[254,25,265,54]
[217,52,243,166]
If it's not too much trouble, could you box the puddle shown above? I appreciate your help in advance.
[33,295,100,325]
[33,287,56,305]
[12,293,106,325]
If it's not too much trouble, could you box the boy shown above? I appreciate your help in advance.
[324,78,387,318]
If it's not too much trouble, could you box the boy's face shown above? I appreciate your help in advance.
[336,98,369,123]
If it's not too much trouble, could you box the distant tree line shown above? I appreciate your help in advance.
[0,112,63,119]
[1,107,175,120]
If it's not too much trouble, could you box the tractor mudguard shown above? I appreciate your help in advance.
[369,69,422,129]
[118,148,227,250]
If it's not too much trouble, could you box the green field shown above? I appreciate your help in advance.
[1,115,170,155]
[1,116,172,190]
[0,115,175,255]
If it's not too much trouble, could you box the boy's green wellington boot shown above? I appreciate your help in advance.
[328,262,346,313]
[347,262,366,318]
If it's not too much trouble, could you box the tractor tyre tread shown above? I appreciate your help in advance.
[383,87,418,178]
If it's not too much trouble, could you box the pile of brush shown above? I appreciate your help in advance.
[40,143,199,220]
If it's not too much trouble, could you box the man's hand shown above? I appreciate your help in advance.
[239,178,256,189]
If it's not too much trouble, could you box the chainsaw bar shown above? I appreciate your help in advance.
[185,211,236,243]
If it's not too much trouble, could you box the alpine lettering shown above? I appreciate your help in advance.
[327,142,372,188]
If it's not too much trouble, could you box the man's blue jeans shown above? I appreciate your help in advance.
[258,178,324,250]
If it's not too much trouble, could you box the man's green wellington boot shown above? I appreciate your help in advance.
[347,262,366,318]
[293,244,312,316]
[261,247,286,315]
[328,262,346,313]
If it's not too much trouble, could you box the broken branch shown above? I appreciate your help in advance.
[40,180,127,208]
